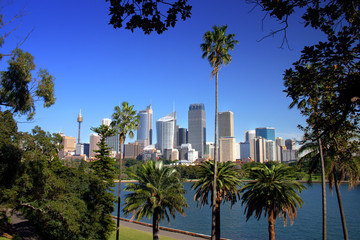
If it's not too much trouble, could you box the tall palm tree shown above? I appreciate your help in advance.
[123,161,188,240]
[200,25,238,240]
[299,129,360,240]
[192,161,241,239]
[240,164,305,240]
[110,101,140,240]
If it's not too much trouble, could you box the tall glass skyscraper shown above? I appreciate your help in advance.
[188,103,206,157]
[137,105,153,146]
[255,127,275,141]
[156,112,176,153]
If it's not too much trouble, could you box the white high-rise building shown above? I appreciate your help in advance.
[253,137,266,163]
[137,105,153,147]
[156,112,176,153]
[102,118,111,126]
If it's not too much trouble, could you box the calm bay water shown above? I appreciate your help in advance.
[112,182,360,240]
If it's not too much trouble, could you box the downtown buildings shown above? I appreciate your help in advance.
[60,103,298,164]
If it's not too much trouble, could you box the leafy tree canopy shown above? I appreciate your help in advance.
[106,0,192,34]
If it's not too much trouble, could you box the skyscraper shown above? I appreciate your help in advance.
[156,112,176,153]
[219,137,236,162]
[285,139,296,150]
[137,105,153,146]
[218,111,234,138]
[255,127,275,141]
[89,133,100,158]
[178,128,188,146]
[188,103,206,157]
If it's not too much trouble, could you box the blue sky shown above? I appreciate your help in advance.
[1,0,325,144]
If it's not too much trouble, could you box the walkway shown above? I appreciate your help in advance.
[115,217,228,240]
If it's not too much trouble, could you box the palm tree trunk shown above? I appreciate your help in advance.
[333,169,348,240]
[153,208,160,240]
[215,200,221,240]
[116,140,124,240]
[268,210,275,240]
[318,138,327,240]
[211,71,219,240]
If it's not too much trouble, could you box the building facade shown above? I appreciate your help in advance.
[188,103,206,157]
[255,127,275,141]
[219,137,236,162]
[156,112,176,153]
[137,104,153,146]
[218,111,234,138]
[89,133,100,158]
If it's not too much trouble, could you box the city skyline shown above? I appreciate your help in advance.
[1,0,324,144]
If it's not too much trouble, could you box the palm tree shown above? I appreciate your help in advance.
[299,129,360,240]
[200,25,238,240]
[110,101,140,240]
[240,164,305,240]
[123,161,188,240]
[192,161,241,239]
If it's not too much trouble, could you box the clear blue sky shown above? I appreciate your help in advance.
[1,0,325,144]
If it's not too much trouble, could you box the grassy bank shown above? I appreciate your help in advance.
[110,226,176,240]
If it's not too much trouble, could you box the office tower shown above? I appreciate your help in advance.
[174,125,180,147]
[275,137,283,147]
[218,111,234,138]
[62,135,77,152]
[266,140,276,161]
[282,148,298,162]
[106,134,121,153]
[77,110,83,143]
[275,137,284,162]
[89,133,100,158]
[188,103,206,157]
[254,137,266,163]
[137,105,153,147]
[76,143,89,157]
[243,130,255,160]
[255,127,275,141]
[102,118,111,126]
[124,142,142,159]
[219,137,236,162]
[187,148,199,162]
[285,139,296,150]
[178,128,188,146]
[59,134,76,158]
[240,142,250,159]
[156,112,176,153]
[236,142,241,160]
[245,130,255,142]
[171,149,179,161]
[205,142,215,159]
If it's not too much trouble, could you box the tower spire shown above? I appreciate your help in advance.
[77,109,83,144]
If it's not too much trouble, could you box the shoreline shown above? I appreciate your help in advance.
[115,179,353,184]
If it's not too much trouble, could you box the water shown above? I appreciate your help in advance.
[112,182,360,240]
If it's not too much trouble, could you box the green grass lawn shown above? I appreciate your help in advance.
[110,226,176,240]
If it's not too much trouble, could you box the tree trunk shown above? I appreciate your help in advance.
[116,140,124,240]
[211,71,219,240]
[268,210,275,240]
[153,209,160,240]
[215,200,221,240]
[333,169,349,240]
[318,138,327,240]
